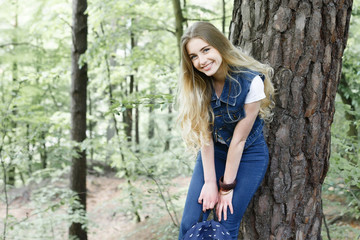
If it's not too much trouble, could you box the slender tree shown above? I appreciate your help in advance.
[229,1,353,239]
[69,0,88,238]
[172,0,185,57]
[135,82,140,148]
[222,0,226,33]
[7,0,19,187]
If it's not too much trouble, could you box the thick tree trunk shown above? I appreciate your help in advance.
[69,0,88,238]
[229,1,353,239]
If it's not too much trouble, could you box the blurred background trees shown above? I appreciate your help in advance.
[0,0,359,239]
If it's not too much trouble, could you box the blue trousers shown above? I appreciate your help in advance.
[178,137,269,240]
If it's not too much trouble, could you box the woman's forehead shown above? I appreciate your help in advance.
[186,38,210,55]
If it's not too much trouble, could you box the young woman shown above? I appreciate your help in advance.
[177,22,275,239]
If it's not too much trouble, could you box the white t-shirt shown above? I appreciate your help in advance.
[244,75,266,104]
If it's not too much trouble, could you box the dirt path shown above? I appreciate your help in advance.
[0,175,190,240]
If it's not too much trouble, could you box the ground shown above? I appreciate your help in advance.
[0,175,359,239]
[0,175,190,240]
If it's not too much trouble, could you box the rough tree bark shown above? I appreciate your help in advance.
[229,1,353,239]
[69,0,88,238]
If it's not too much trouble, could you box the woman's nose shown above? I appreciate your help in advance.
[198,55,206,66]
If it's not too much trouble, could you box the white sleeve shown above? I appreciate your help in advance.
[244,75,266,104]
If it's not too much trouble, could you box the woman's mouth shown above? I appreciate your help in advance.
[202,62,213,71]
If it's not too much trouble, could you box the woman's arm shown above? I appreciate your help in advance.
[217,100,261,221]
[198,137,218,212]
[223,101,261,183]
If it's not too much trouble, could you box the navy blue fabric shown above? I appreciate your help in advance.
[210,68,265,148]
[183,217,232,240]
[179,69,269,240]
[179,141,269,240]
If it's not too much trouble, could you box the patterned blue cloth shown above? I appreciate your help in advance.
[183,219,232,240]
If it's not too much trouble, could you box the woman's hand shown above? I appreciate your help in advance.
[216,190,234,221]
[198,182,218,212]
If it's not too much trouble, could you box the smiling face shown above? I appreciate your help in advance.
[186,38,224,80]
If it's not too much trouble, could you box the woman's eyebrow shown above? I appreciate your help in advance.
[188,45,211,56]
[200,45,211,51]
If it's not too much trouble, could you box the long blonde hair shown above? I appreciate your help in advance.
[177,22,275,151]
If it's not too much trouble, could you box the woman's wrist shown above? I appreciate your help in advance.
[219,176,236,191]
[204,178,217,184]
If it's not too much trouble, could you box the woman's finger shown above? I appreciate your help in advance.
[216,203,220,220]
[229,202,234,215]
[198,191,203,204]
[202,200,207,212]
[223,204,227,221]
[218,204,223,221]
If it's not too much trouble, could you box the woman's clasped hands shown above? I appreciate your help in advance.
[198,182,234,221]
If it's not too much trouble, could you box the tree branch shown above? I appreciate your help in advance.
[185,15,232,22]
[321,199,332,240]
[0,42,43,50]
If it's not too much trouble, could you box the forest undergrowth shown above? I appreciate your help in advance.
[1,172,359,240]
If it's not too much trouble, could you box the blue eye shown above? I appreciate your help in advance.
[203,48,210,53]
[190,55,197,61]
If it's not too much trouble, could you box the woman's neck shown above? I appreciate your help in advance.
[212,66,226,83]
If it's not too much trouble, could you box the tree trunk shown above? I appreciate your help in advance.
[135,82,140,148]
[164,88,173,151]
[168,0,186,150]
[8,60,17,186]
[148,78,155,140]
[8,2,19,187]
[69,0,88,238]
[172,0,185,57]
[123,30,136,143]
[88,89,94,164]
[125,74,134,142]
[26,124,33,175]
[222,0,226,34]
[229,1,353,239]
[40,131,47,169]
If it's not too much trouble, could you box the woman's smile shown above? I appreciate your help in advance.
[202,62,213,71]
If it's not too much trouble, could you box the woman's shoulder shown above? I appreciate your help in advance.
[230,67,264,82]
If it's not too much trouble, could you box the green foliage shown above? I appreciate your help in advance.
[0,0,235,238]
[2,168,87,240]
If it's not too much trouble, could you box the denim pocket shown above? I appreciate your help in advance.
[222,108,245,124]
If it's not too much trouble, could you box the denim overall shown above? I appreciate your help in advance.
[179,69,269,240]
